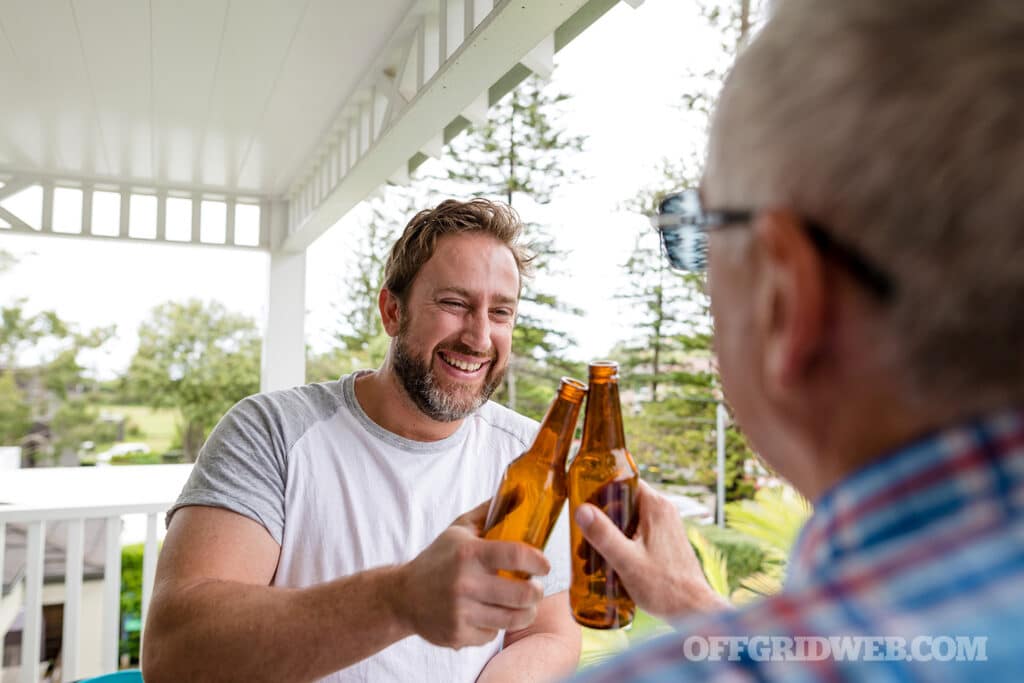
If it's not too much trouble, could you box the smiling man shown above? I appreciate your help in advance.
[142,199,580,682]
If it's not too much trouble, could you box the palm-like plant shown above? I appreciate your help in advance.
[726,485,811,603]
[687,485,812,604]
[726,486,811,556]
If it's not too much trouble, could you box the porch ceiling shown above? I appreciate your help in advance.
[0,0,412,197]
[0,0,627,251]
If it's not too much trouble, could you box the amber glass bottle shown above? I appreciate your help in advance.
[483,377,587,579]
[567,361,639,629]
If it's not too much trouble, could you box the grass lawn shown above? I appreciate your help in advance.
[101,404,179,455]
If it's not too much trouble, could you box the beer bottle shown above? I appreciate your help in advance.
[483,377,587,579]
[568,361,639,629]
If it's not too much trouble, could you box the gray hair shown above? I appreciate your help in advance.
[707,0,1024,406]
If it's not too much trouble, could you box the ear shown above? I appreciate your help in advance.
[752,210,827,392]
[379,288,402,337]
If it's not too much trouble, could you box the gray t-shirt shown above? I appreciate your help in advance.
[168,371,572,683]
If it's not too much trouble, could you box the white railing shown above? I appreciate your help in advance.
[0,500,173,683]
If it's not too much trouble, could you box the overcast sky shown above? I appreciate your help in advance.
[0,0,722,380]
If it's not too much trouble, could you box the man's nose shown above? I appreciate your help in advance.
[460,308,492,354]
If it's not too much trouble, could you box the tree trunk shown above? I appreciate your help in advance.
[182,420,206,462]
[737,0,752,52]
[652,269,664,402]
[507,358,518,412]
[505,95,518,411]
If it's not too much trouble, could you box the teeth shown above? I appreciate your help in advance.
[441,353,485,372]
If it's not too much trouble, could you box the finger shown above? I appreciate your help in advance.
[574,503,635,570]
[453,499,492,531]
[468,574,544,609]
[476,540,550,577]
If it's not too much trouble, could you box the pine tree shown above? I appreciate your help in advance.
[614,0,764,500]
[309,189,414,382]
[442,75,586,418]
[331,202,400,353]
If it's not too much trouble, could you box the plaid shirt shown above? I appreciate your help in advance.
[572,409,1024,682]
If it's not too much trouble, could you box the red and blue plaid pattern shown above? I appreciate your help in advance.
[572,409,1024,682]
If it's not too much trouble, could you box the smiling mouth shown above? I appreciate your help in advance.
[438,351,490,373]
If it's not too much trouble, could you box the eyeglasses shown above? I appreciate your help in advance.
[649,189,895,301]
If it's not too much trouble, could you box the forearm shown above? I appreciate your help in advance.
[143,565,411,682]
[477,630,580,683]
[477,589,580,683]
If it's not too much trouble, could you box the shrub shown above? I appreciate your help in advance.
[698,525,768,593]
[110,452,162,465]
[120,544,144,664]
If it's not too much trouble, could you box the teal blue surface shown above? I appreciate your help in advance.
[78,670,143,683]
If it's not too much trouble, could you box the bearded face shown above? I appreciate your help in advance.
[383,232,520,423]
[391,313,507,422]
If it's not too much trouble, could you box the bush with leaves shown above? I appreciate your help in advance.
[0,371,30,445]
[125,300,261,461]
[686,485,812,604]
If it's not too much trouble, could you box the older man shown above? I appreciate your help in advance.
[143,199,580,682]
[573,0,1024,680]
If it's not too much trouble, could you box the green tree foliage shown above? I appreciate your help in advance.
[49,398,119,456]
[120,543,145,664]
[613,0,766,500]
[332,200,402,353]
[125,300,260,461]
[616,232,707,402]
[715,485,811,604]
[1,304,71,371]
[0,371,30,445]
[676,485,810,606]
[0,248,17,274]
[447,76,585,205]
[0,282,113,456]
[444,75,586,418]
[308,192,409,383]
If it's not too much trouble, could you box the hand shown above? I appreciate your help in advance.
[574,480,731,621]
[393,500,551,649]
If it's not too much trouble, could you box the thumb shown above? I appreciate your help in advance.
[454,498,492,532]
[575,503,634,569]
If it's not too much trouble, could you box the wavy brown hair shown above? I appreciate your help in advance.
[383,198,533,303]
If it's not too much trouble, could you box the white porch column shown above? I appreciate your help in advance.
[261,201,307,392]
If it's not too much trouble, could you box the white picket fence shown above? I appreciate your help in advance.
[0,502,167,683]
[0,464,191,683]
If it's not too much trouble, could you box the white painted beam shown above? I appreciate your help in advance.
[261,201,306,392]
[461,92,490,127]
[102,516,122,673]
[62,520,85,683]
[521,34,555,81]
[21,521,44,683]
[283,0,595,253]
[421,133,445,160]
[0,171,269,250]
[140,512,159,664]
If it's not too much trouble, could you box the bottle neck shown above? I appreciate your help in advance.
[531,392,583,467]
[580,379,627,451]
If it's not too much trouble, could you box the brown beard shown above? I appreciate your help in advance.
[391,318,506,422]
